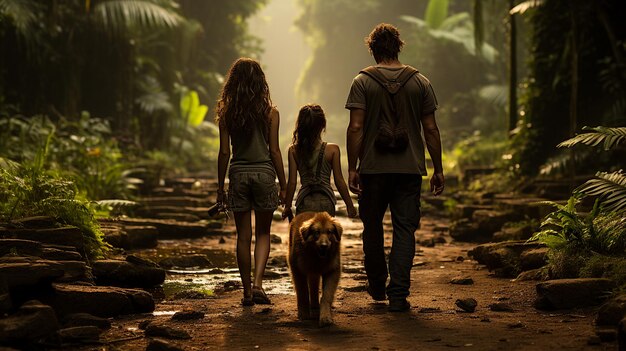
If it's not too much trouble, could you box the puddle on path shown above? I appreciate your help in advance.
[131,237,295,299]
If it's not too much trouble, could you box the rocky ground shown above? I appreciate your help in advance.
[1,177,623,350]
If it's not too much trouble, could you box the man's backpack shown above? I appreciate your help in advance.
[360,66,419,153]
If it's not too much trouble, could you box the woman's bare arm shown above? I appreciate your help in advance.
[217,120,230,203]
[330,144,357,217]
[268,108,287,201]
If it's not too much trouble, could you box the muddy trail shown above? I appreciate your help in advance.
[74,190,615,351]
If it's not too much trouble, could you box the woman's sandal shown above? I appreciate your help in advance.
[241,295,255,306]
[252,286,271,305]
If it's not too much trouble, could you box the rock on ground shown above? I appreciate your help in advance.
[43,283,154,318]
[0,300,59,344]
[535,278,616,310]
[92,258,165,288]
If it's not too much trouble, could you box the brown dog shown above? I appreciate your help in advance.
[288,211,342,327]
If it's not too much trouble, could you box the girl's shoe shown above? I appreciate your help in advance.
[252,286,271,304]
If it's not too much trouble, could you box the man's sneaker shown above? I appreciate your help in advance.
[367,285,386,301]
[388,298,411,312]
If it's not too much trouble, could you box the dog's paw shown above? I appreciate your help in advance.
[318,314,334,327]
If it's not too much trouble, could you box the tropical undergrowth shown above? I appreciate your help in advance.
[0,157,108,260]
[530,126,626,289]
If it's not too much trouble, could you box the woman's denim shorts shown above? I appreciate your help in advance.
[228,171,279,212]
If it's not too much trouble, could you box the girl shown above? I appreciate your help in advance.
[216,58,287,306]
[282,104,357,220]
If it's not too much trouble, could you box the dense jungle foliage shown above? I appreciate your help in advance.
[1,0,625,265]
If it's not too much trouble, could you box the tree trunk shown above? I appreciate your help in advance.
[508,0,518,132]
[568,6,579,191]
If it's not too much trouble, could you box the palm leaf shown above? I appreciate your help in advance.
[0,0,39,36]
[425,0,449,29]
[509,0,545,15]
[557,126,626,150]
[400,15,427,29]
[93,0,182,32]
[576,171,626,212]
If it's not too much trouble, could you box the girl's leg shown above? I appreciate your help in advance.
[253,210,273,288]
[234,211,253,299]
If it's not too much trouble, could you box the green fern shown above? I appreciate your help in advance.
[557,126,626,150]
[93,0,182,32]
[576,170,626,212]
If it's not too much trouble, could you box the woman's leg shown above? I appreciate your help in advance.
[253,210,273,288]
[234,211,253,298]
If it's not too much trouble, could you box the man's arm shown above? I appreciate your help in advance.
[347,108,365,195]
[421,113,444,195]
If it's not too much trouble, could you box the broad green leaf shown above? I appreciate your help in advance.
[425,0,448,29]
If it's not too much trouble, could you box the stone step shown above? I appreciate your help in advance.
[153,213,202,222]
[140,196,211,208]
[44,283,154,318]
[91,258,165,288]
[495,197,553,220]
[135,205,212,220]
[101,225,158,250]
[106,218,224,239]
[0,256,92,286]
[150,187,212,199]
[0,226,84,252]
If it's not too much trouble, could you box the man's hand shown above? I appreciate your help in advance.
[217,189,226,204]
[279,189,286,205]
[430,173,445,196]
[348,170,361,196]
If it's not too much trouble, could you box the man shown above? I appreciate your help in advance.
[345,23,444,312]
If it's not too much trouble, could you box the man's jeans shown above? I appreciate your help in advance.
[359,173,422,300]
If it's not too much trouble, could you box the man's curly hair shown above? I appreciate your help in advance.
[365,23,404,62]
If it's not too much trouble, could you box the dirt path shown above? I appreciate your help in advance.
[81,213,614,351]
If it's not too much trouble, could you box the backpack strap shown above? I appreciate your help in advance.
[314,142,327,182]
[359,66,419,95]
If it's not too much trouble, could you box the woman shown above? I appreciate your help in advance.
[215,58,286,306]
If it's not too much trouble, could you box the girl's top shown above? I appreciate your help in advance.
[229,120,275,176]
[295,142,336,210]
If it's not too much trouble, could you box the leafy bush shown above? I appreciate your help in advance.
[0,114,140,200]
[0,160,108,259]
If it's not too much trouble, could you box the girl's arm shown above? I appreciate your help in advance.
[217,120,230,204]
[282,146,298,220]
[268,108,287,202]
[330,144,357,218]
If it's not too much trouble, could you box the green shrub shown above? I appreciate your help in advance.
[0,161,108,259]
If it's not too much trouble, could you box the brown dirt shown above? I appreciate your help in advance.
[73,214,616,350]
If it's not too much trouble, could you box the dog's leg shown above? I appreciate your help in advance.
[292,270,311,320]
[319,269,340,327]
[308,273,321,319]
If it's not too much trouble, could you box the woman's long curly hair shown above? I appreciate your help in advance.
[215,58,272,136]
[291,104,326,162]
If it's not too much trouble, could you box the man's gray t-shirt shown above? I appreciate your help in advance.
[345,65,438,175]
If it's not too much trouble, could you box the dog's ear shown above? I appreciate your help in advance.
[299,219,315,240]
[331,220,343,241]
